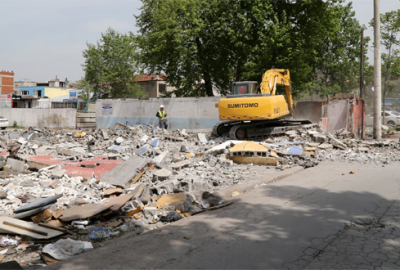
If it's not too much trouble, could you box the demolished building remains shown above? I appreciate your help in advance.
[0,122,399,267]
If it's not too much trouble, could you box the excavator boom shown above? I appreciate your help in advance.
[260,69,293,112]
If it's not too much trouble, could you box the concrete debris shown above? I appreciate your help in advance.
[160,211,182,223]
[198,133,209,143]
[0,123,398,266]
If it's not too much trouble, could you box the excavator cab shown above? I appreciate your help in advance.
[232,81,259,95]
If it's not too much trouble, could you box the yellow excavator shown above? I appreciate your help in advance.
[213,69,312,139]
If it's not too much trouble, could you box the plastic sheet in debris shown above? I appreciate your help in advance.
[0,237,18,247]
[42,238,86,260]
[151,139,159,147]
[135,145,148,156]
[286,146,303,156]
[89,227,110,239]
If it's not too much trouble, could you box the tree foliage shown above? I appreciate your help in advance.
[81,28,147,99]
[135,0,363,98]
[370,10,400,122]
[308,2,368,98]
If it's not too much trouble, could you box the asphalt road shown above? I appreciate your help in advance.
[48,161,400,269]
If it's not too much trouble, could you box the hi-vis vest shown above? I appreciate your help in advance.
[158,110,166,120]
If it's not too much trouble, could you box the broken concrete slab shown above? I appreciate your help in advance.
[107,145,127,153]
[101,130,109,140]
[312,134,328,143]
[128,184,145,199]
[0,217,64,239]
[103,188,123,196]
[153,168,172,181]
[157,193,187,208]
[101,156,147,188]
[168,160,193,170]
[100,194,134,212]
[6,158,25,173]
[329,137,347,150]
[140,135,149,143]
[51,168,66,178]
[198,133,209,143]
[59,204,111,222]
[358,147,369,153]
[152,151,169,167]
[318,143,333,150]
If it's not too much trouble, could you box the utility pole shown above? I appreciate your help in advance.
[360,29,364,99]
[373,0,382,140]
[360,28,365,139]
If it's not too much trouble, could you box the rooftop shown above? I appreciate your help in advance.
[136,73,167,82]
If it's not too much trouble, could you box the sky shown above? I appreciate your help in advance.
[1,0,400,82]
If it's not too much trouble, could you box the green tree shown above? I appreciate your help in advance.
[135,0,227,97]
[370,10,400,123]
[81,28,147,99]
[136,0,362,98]
[304,1,368,99]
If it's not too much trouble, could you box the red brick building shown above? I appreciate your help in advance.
[0,71,14,94]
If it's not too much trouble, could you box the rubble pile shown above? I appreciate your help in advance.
[0,123,399,267]
[270,127,400,166]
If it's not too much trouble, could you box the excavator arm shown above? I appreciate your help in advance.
[260,69,294,113]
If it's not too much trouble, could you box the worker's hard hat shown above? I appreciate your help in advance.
[160,105,164,108]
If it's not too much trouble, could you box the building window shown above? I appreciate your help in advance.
[159,84,166,93]
[22,91,29,95]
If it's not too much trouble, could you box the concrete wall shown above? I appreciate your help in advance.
[0,108,76,129]
[137,81,175,98]
[96,97,221,130]
[327,99,349,133]
[295,95,365,138]
[348,97,365,139]
[294,101,327,123]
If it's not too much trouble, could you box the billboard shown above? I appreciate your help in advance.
[0,95,12,108]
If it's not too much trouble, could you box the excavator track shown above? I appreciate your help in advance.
[213,119,316,140]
